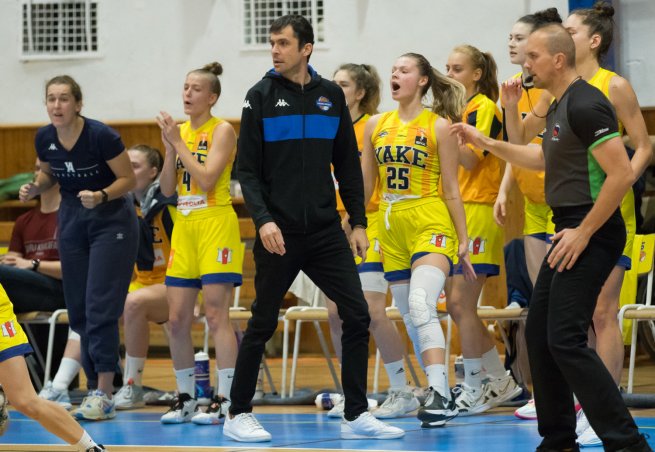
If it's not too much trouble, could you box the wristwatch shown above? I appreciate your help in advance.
[31,259,41,272]
[100,189,109,203]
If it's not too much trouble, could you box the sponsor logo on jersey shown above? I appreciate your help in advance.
[218,247,233,264]
[414,135,427,147]
[551,123,560,141]
[594,127,609,137]
[48,143,58,151]
[430,233,447,248]
[1,320,17,338]
[198,133,209,151]
[275,98,290,107]
[316,96,332,111]
[242,99,252,109]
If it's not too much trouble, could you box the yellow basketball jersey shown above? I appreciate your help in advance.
[458,93,503,203]
[588,68,624,134]
[336,114,380,213]
[506,72,547,204]
[176,116,233,212]
[372,109,440,202]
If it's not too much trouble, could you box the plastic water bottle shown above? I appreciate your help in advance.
[314,393,378,410]
[194,351,213,405]
[315,393,343,410]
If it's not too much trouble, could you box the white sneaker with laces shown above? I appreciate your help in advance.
[160,393,198,424]
[223,412,272,442]
[577,424,602,447]
[114,381,145,410]
[341,411,405,439]
[192,396,230,425]
[373,388,420,419]
[514,399,537,420]
[327,396,345,418]
[71,390,115,421]
[38,382,72,410]
[483,371,523,408]
[453,383,489,416]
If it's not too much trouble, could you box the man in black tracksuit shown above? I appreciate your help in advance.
[224,15,404,443]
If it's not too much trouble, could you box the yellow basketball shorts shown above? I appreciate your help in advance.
[166,207,243,288]
[0,284,33,362]
[523,197,555,243]
[378,198,457,282]
[356,212,384,273]
[453,203,503,276]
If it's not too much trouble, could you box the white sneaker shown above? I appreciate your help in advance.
[373,388,420,419]
[192,396,230,425]
[114,381,145,410]
[224,413,272,442]
[577,425,602,447]
[327,397,345,418]
[482,371,523,408]
[0,386,9,435]
[71,390,115,421]
[38,382,72,410]
[341,411,405,439]
[514,399,537,420]
[453,383,489,416]
[160,393,198,424]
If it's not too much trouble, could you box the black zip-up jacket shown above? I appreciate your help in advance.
[237,66,367,234]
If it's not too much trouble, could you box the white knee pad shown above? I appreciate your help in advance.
[391,283,425,369]
[409,265,446,353]
[359,271,388,294]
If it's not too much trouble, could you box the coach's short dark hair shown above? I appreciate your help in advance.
[270,14,315,49]
[532,23,576,68]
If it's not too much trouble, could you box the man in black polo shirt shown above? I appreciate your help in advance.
[452,23,650,452]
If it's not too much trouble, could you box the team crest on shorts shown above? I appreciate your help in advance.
[1,320,17,338]
[316,96,333,111]
[469,237,487,255]
[218,247,233,264]
[430,233,447,248]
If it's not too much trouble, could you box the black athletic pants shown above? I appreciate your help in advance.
[230,223,371,419]
[527,205,642,450]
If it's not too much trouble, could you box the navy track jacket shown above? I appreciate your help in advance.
[237,66,367,234]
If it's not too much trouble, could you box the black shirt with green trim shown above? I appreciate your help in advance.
[542,79,620,207]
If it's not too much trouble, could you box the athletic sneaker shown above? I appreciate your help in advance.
[223,412,272,442]
[85,446,106,452]
[192,395,230,425]
[575,410,601,447]
[416,387,458,428]
[71,390,116,421]
[515,398,537,420]
[38,382,72,410]
[453,383,489,416]
[482,371,523,408]
[0,386,9,435]
[114,380,145,410]
[373,388,420,419]
[327,397,345,418]
[160,393,198,424]
[341,411,405,439]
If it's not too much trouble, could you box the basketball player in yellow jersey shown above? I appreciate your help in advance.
[445,45,522,416]
[0,284,106,451]
[361,52,475,428]
[157,62,242,425]
[325,63,419,420]
[504,3,650,444]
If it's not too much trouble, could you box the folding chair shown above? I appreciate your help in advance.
[618,233,655,393]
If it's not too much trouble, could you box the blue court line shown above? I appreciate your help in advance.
[1,411,654,451]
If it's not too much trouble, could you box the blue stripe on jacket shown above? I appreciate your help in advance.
[263,115,340,142]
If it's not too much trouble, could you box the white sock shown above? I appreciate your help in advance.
[52,357,81,391]
[217,367,235,398]
[482,347,506,379]
[75,430,98,451]
[124,354,146,386]
[426,363,449,400]
[463,358,483,390]
[384,359,407,391]
[174,367,195,397]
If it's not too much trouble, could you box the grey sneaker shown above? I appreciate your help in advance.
[114,381,145,410]
[38,382,72,410]
[373,388,420,419]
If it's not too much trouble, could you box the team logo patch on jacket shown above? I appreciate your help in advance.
[316,96,332,111]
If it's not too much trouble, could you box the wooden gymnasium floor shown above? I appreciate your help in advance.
[3,354,655,451]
